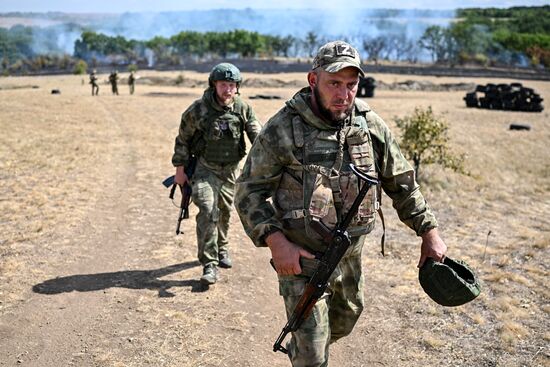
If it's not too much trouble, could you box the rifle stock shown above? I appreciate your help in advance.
[272,164,379,354]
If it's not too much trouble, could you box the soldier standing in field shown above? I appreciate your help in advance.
[128,71,136,95]
[89,69,99,96]
[234,41,447,366]
[109,70,119,95]
[172,63,262,286]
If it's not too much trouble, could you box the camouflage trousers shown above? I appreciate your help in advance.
[190,161,237,267]
[278,236,366,367]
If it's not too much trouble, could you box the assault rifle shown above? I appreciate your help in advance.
[273,163,379,354]
[162,156,198,235]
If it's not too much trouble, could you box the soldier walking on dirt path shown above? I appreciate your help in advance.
[89,69,99,96]
[171,63,262,287]
[128,71,136,95]
[234,41,447,366]
[109,70,119,95]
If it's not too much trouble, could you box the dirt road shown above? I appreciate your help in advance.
[0,72,548,366]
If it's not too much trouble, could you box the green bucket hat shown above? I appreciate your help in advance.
[312,40,365,77]
[419,257,481,307]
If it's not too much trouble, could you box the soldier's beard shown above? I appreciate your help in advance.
[217,94,234,106]
[313,86,354,123]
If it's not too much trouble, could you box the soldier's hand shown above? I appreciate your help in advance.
[266,231,315,276]
[418,228,447,268]
[175,166,189,186]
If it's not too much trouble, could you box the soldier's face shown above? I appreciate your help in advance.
[309,67,359,122]
[214,80,238,106]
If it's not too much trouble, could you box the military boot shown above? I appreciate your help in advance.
[200,264,218,286]
[219,252,233,269]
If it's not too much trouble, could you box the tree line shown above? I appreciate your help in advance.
[419,6,550,67]
[0,5,548,75]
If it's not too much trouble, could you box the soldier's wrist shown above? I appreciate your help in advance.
[264,228,283,247]
[417,225,438,237]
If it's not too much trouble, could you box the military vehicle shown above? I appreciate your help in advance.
[464,83,543,112]
[357,76,376,98]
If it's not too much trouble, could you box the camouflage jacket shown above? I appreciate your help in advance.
[235,88,437,249]
[172,88,262,170]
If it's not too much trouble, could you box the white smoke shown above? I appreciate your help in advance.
[13,9,457,60]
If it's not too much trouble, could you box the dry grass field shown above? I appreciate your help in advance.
[0,70,548,367]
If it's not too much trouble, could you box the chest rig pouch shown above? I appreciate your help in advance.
[199,105,246,165]
[274,114,379,252]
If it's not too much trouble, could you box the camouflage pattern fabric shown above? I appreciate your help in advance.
[172,88,262,267]
[191,160,237,266]
[235,87,437,364]
[279,237,365,366]
[172,89,261,168]
[235,87,437,250]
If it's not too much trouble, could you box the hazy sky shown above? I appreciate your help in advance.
[1,0,548,13]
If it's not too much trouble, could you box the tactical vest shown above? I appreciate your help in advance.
[196,101,247,165]
[274,112,380,252]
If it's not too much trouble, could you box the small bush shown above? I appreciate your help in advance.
[73,59,88,75]
[395,106,467,179]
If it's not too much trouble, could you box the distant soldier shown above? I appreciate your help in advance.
[171,63,262,286]
[109,70,119,95]
[128,71,136,95]
[89,69,99,96]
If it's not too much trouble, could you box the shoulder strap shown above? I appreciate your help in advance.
[359,110,386,256]
[362,112,387,256]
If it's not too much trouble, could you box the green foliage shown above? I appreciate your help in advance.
[395,106,466,179]
[492,30,550,52]
[127,63,138,72]
[0,25,34,63]
[74,29,296,65]
[74,31,142,63]
[457,6,550,34]
[421,6,550,67]
[73,59,87,74]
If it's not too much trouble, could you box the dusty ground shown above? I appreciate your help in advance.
[0,70,549,367]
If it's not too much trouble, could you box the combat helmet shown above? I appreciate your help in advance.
[208,63,242,88]
[419,257,481,307]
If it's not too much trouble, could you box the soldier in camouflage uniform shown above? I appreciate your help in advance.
[128,71,136,95]
[89,70,99,96]
[109,70,119,95]
[234,41,447,366]
[172,63,262,286]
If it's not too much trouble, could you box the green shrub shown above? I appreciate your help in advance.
[73,59,88,75]
[395,106,467,179]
